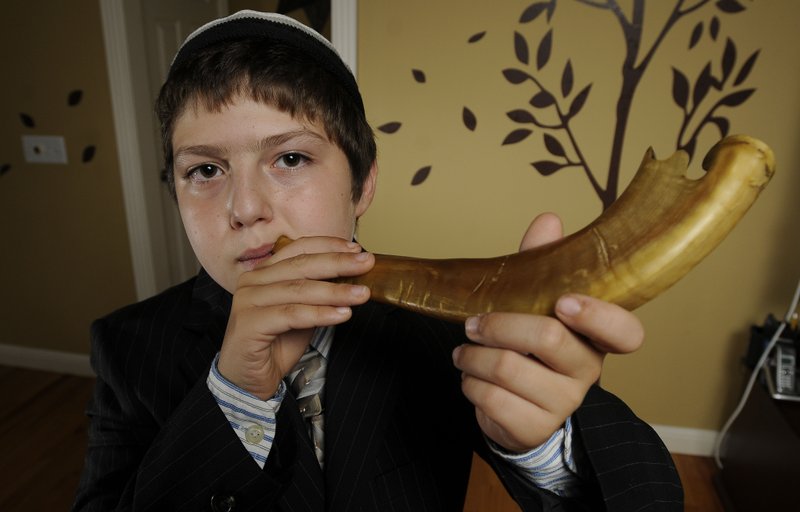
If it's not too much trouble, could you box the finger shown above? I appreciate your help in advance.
[464,313,602,382]
[240,250,375,287]
[460,372,567,450]
[236,302,356,340]
[519,212,563,251]
[269,235,362,265]
[237,278,371,308]
[453,343,582,414]
[554,294,644,354]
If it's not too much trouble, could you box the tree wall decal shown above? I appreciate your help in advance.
[378,0,761,211]
[501,0,759,210]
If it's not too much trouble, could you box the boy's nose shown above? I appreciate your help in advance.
[228,174,272,229]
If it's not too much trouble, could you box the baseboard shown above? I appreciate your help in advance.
[652,424,719,456]
[0,343,93,377]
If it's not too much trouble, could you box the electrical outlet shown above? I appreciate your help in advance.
[22,135,68,164]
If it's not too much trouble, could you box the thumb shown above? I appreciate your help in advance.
[519,212,563,252]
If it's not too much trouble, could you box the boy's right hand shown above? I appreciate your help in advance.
[216,236,374,400]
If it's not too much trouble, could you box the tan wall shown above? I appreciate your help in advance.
[0,0,136,354]
[357,0,800,431]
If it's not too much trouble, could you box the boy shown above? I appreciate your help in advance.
[73,10,681,511]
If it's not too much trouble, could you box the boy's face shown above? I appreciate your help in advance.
[171,96,376,293]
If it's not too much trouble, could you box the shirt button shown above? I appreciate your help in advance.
[244,424,265,444]
[210,493,236,512]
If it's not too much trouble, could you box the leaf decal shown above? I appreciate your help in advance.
[0,163,11,176]
[377,122,402,134]
[536,29,553,70]
[514,32,529,65]
[530,90,556,108]
[567,84,592,117]
[716,0,746,13]
[709,116,730,137]
[82,145,96,163]
[671,67,690,109]
[411,166,431,186]
[721,38,736,83]
[689,22,703,50]
[503,68,531,84]
[507,109,536,123]
[412,69,426,83]
[693,63,713,108]
[561,60,573,97]
[463,107,477,131]
[531,160,565,176]
[719,88,755,107]
[544,133,566,157]
[502,129,533,145]
[519,2,549,23]
[710,17,720,40]
[20,113,35,128]
[468,31,487,43]
[67,89,83,106]
[734,50,760,86]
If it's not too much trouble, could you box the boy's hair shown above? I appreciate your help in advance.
[155,12,376,202]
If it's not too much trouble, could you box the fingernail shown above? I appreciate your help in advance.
[452,345,462,362]
[335,307,351,316]
[351,285,369,297]
[346,241,360,250]
[354,251,370,261]
[465,316,479,335]
[557,296,582,316]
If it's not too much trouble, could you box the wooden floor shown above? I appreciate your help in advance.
[0,365,724,511]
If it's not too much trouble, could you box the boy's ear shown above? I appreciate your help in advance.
[355,161,378,217]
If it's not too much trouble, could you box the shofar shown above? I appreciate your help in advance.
[283,135,776,322]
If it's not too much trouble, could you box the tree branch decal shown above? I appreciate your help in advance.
[502,0,758,209]
[374,0,759,202]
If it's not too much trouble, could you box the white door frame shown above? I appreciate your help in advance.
[99,0,359,300]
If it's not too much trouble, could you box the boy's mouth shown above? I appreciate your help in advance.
[238,244,274,268]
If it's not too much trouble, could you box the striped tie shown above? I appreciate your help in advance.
[289,346,326,467]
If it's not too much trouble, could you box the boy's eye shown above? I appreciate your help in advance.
[186,164,222,181]
[275,152,309,169]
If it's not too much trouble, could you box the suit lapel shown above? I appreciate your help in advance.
[179,269,231,382]
[324,302,399,510]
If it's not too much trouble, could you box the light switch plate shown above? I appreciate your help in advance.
[22,135,68,164]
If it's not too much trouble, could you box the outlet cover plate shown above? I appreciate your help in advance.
[22,135,68,164]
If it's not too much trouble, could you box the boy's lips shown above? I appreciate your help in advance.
[237,244,274,268]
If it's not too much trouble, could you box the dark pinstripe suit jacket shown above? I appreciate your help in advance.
[73,269,682,511]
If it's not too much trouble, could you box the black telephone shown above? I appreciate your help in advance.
[747,314,800,401]
[775,343,797,395]
[764,340,800,401]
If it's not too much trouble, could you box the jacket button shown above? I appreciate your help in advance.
[210,494,236,512]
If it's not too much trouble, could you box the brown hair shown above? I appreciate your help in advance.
[155,38,376,201]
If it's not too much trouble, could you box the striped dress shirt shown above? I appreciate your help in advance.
[208,325,580,497]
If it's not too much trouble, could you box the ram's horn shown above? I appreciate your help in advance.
[279,135,775,322]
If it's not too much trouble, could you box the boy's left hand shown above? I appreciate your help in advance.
[451,213,644,453]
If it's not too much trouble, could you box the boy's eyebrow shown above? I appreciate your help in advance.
[174,129,328,162]
[255,129,327,150]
